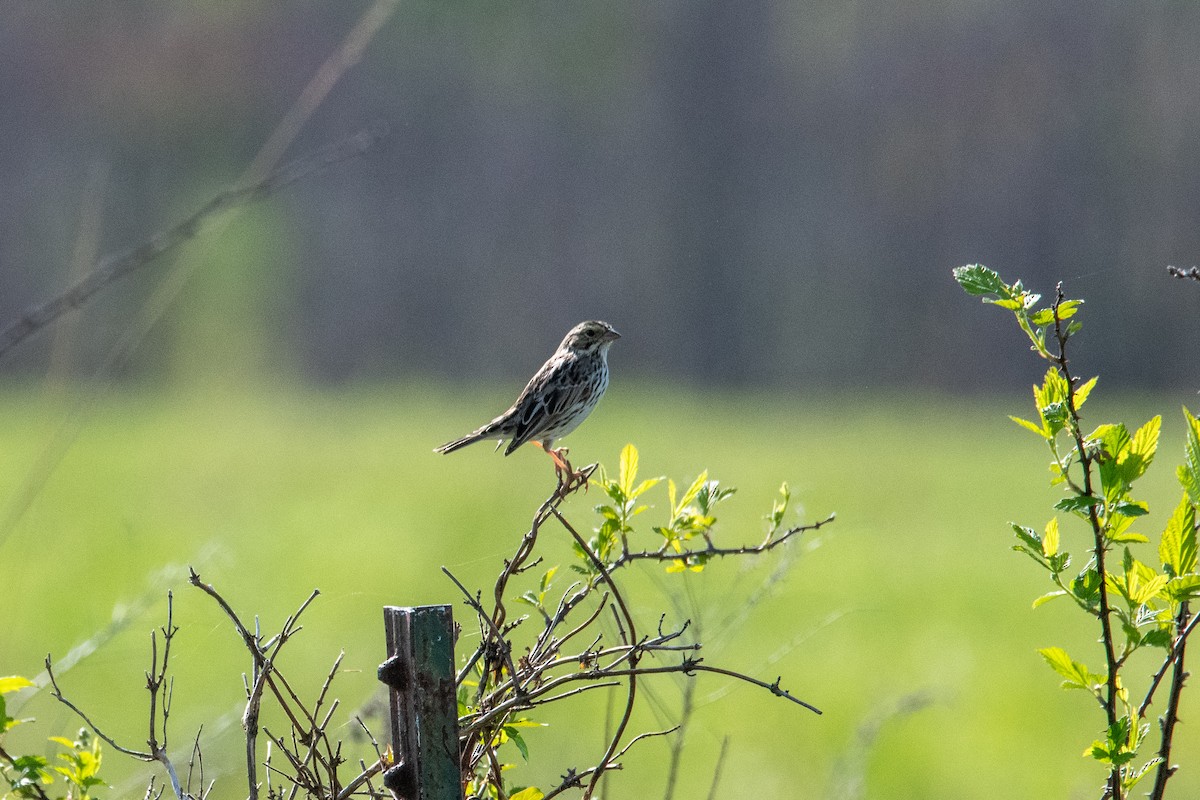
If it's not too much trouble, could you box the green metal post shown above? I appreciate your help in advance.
[378,605,463,800]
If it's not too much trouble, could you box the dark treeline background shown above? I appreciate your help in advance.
[2,1,1198,391]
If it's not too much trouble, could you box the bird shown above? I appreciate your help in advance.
[435,320,621,483]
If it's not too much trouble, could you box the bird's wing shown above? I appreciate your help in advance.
[505,355,586,453]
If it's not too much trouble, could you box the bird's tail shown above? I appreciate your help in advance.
[434,426,495,454]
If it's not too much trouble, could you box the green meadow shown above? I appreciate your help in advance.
[2,383,1198,799]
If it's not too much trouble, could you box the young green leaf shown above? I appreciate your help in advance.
[1030,307,1056,326]
[1072,376,1098,409]
[1180,406,1200,504]
[504,727,530,761]
[1038,646,1103,692]
[510,788,545,800]
[1042,517,1060,557]
[1032,590,1068,609]
[1165,575,1200,603]
[1111,500,1149,518]
[619,443,638,497]
[1070,569,1101,606]
[1108,530,1150,544]
[1055,494,1102,514]
[953,264,1007,297]
[1010,415,1049,438]
[0,676,35,694]
[677,471,709,513]
[1124,415,1162,482]
[1159,493,1197,578]
[1123,757,1165,791]
[1055,299,1083,320]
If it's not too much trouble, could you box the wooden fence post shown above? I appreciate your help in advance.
[378,605,463,800]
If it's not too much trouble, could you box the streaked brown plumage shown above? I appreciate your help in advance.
[435,320,620,477]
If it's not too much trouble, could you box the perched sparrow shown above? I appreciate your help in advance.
[435,320,620,481]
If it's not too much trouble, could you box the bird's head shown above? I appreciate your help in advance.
[561,320,621,353]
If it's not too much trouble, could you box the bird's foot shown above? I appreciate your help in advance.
[544,445,592,493]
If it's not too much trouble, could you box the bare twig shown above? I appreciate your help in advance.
[613,513,836,568]
[45,605,191,800]
[1167,265,1200,282]
[546,504,640,798]
[454,456,826,799]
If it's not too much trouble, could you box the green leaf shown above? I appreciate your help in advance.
[510,788,545,800]
[1159,494,1197,578]
[1032,591,1068,609]
[1035,368,1070,407]
[1073,376,1098,409]
[767,481,791,533]
[1179,407,1200,504]
[1112,500,1149,518]
[619,443,638,497]
[1125,415,1162,481]
[1038,646,1103,691]
[953,264,1006,296]
[1055,299,1083,320]
[1165,575,1200,602]
[676,471,709,514]
[505,728,530,761]
[1055,494,1102,514]
[1040,401,1069,429]
[1107,562,1169,607]
[1124,757,1165,790]
[0,676,34,694]
[1141,627,1174,650]
[1071,569,1101,606]
[1010,415,1049,438]
[1042,518,1060,557]
[630,477,661,500]
[1030,307,1055,326]
[1109,531,1150,544]
[1011,524,1046,563]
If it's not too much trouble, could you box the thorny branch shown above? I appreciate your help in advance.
[452,462,827,799]
[1026,285,1124,800]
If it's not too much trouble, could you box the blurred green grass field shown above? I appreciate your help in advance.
[2,383,1198,799]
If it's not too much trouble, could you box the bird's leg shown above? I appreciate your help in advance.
[540,441,587,491]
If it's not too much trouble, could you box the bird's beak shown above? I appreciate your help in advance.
[603,328,621,342]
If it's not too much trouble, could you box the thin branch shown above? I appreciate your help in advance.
[1048,284,1122,800]
[613,513,836,567]
[1148,601,1192,799]
[334,757,386,800]
[0,124,390,362]
[1167,265,1200,282]
[547,504,640,798]
[45,655,153,760]
[1138,605,1200,718]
